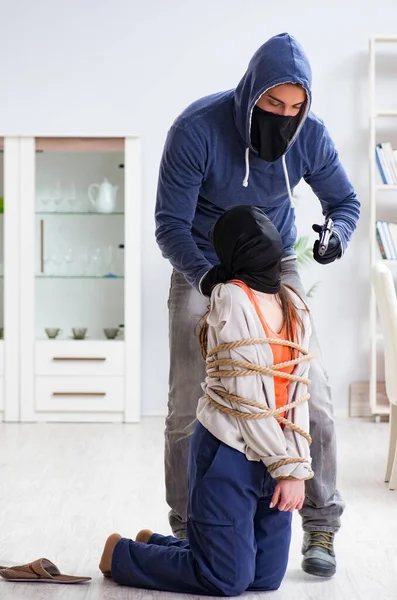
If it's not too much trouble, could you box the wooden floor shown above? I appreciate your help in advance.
[0,415,396,599]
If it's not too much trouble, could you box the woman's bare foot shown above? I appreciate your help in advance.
[135,529,154,544]
[99,533,122,577]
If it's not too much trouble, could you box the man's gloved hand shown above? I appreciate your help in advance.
[199,264,229,297]
[312,223,342,265]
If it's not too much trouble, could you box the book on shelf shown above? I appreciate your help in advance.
[376,220,397,260]
[375,142,397,185]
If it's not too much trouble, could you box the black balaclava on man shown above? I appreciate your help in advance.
[250,106,303,163]
[201,205,283,296]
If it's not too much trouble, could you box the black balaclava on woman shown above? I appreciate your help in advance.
[209,205,283,294]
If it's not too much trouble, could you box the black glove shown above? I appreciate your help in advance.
[312,223,342,265]
[200,264,229,297]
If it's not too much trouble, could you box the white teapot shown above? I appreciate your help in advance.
[88,178,118,213]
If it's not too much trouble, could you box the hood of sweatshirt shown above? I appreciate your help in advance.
[234,32,312,155]
[234,33,312,152]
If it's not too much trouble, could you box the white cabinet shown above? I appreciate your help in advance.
[0,138,21,422]
[0,136,141,423]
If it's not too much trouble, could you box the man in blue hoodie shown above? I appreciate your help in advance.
[155,32,360,578]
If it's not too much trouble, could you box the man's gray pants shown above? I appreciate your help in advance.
[165,259,345,538]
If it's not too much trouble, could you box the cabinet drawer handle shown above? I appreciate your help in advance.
[52,357,106,362]
[52,392,106,397]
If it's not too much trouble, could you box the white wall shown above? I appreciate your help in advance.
[0,0,395,413]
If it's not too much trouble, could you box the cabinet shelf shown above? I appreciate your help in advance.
[371,405,390,416]
[37,337,124,342]
[373,35,397,43]
[35,275,124,279]
[35,211,124,216]
[376,185,397,191]
[375,110,397,117]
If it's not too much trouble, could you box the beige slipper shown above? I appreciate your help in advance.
[0,558,91,584]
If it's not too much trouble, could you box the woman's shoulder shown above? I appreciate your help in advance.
[208,282,252,325]
[212,282,252,304]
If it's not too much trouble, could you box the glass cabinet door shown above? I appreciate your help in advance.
[34,138,125,341]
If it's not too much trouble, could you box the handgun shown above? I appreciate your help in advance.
[318,218,334,256]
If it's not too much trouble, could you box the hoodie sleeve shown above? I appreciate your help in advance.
[303,120,360,253]
[206,284,313,481]
[155,124,213,290]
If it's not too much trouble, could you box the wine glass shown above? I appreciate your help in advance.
[104,245,115,276]
[52,182,64,213]
[53,197,64,213]
[63,247,74,276]
[79,246,90,276]
[90,247,103,277]
[66,183,79,213]
[43,252,62,276]
[39,196,53,213]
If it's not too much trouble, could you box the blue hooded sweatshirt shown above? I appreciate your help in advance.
[155,32,360,290]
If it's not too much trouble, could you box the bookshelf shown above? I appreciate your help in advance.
[369,36,397,421]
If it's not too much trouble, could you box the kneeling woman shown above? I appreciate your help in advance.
[99,206,313,597]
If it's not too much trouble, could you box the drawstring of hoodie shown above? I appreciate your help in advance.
[242,149,294,207]
[242,148,250,188]
[282,154,295,207]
